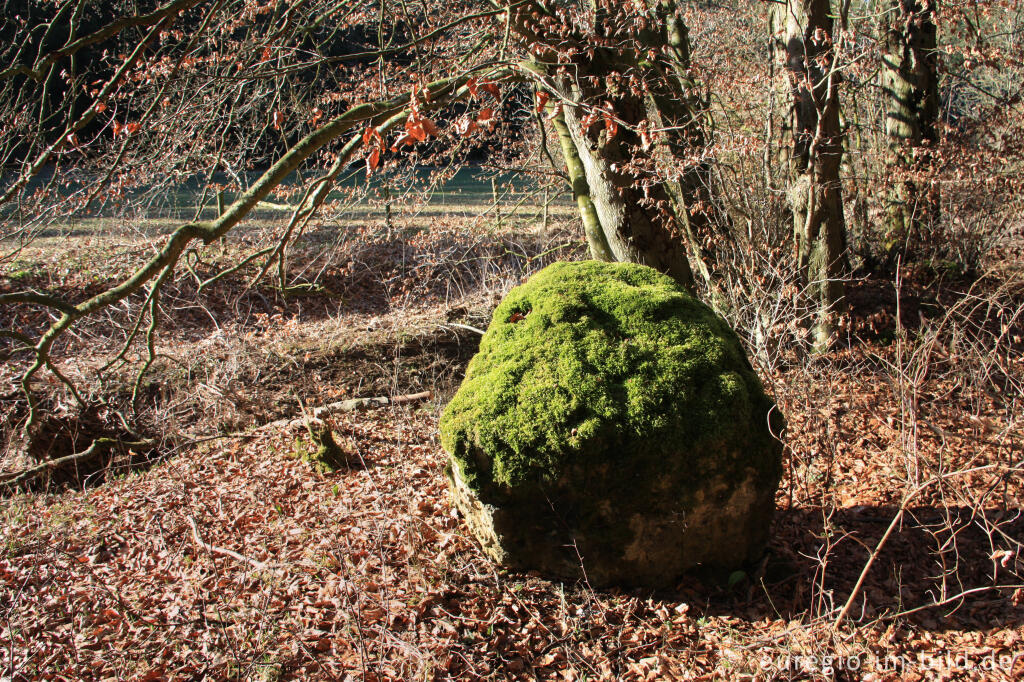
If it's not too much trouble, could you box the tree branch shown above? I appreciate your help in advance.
[0,0,203,82]
[0,437,153,488]
[5,67,503,437]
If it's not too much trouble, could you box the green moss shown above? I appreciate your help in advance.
[440,261,780,492]
[293,419,347,473]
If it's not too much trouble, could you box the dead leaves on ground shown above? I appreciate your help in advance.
[1,408,714,680]
[3,294,1024,679]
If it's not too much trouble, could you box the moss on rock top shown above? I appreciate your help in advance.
[440,260,781,493]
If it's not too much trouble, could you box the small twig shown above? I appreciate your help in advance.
[833,463,999,628]
[881,583,1024,622]
[187,516,273,574]
[198,246,276,292]
[444,323,487,335]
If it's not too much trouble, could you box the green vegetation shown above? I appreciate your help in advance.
[293,419,347,473]
[440,260,781,491]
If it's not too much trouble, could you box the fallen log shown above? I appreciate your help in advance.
[257,390,434,433]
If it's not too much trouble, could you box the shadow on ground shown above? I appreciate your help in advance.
[683,504,1024,631]
[2,322,483,493]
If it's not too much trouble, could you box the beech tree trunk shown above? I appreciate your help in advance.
[515,0,725,292]
[880,0,939,255]
[645,1,731,290]
[771,0,849,349]
[552,82,696,289]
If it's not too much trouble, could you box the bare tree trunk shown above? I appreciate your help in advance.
[550,109,615,263]
[880,0,939,258]
[556,84,696,289]
[771,0,850,350]
[517,0,724,292]
[645,0,731,291]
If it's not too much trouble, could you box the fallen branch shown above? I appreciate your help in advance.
[255,390,433,433]
[444,322,487,336]
[310,390,433,418]
[881,583,1024,622]
[0,437,152,488]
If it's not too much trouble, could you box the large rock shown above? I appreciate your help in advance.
[439,261,783,587]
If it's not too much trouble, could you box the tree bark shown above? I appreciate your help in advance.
[557,85,696,289]
[550,108,615,263]
[645,1,731,291]
[514,0,726,292]
[771,0,849,349]
[880,0,939,256]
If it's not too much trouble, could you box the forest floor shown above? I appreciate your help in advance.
[1,210,1023,680]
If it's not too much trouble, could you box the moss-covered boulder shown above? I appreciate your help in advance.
[439,261,784,587]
